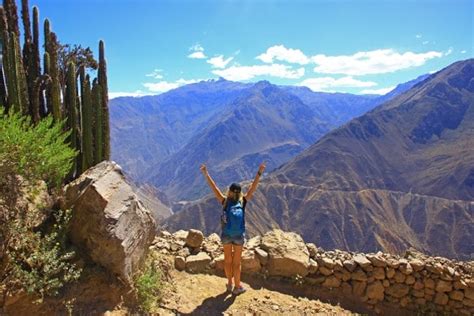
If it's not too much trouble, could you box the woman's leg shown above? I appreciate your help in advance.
[232,244,243,288]
[223,243,234,285]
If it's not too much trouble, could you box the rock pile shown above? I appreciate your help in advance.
[151,229,474,315]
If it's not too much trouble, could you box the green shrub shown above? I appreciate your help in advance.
[0,109,81,301]
[0,109,77,189]
[134,251,164,313]
[7,208,82,299]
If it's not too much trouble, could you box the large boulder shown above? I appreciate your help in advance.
[260,229,309,277]
[62,161,156,284]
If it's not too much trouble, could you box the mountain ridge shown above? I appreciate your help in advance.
[162,59,474,260]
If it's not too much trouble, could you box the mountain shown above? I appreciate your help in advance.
[145,81,330,201]
[111,75,425,203]
[275,60,473,201]
[282,73,430,127]
[162,59,474,260]
[110,79,250,180]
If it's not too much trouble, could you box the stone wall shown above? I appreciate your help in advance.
[151,229,474,315]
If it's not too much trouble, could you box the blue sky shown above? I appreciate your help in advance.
[28,0,473,98]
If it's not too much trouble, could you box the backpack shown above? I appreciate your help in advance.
[221,197,247,237]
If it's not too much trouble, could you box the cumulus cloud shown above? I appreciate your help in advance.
[461,50,467,54]
[109,90,155,99]
[143,78,201,93]
[207,55,234,68]
[422,41,429,45]
[256,45,310,65]
[188,43,207,59]
[298,76,377,92]
[145,69,163,79]
[213,64,305,81]
[360,86,396,95]
[311,49,443,75]
[445,47,453,56]
[188,51,206,59]
[416,34,422,39]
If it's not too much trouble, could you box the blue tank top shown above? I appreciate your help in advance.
[222,198,246,237]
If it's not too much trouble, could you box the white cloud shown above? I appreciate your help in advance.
[143,78,201,93]
[416,34,422,39]
[213,64,305,81]
[360,86,396,95]
[176,78,201,85]
[109,90,154,99]
[256,45,310,65]
[311,49,443,75]
[188,51,207,59]
[145,69,163,79]
[461,50,467,54]
[422,41,429,45]
[143,81,180,93]
[445,47,453,56]
[298,76,377,92]
[188,43,207,59]
[207,55,234,68]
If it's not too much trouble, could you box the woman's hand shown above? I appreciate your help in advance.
[200,163,208,175]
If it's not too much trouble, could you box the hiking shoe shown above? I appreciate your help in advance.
[226,283,233,293]
[232,285,247,295]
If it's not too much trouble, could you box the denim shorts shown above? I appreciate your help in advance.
[221,233,246,245]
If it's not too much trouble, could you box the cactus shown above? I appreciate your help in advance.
[92,78,103,164]
[31,74,50,123]
[80,66,93,170]
[32,6,44,118]
[21,0,36,118]
[0,8,8,109]
[65,62,78,177]
[9,33,29,114]
[3,0,20,37]
[43,18,50,52]
[98,40,110,159]
[2,30,13,112]
[45,32,61,121]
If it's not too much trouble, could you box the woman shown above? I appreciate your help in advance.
[200,162,266,295]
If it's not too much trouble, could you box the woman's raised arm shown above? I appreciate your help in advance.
[245,162,266,200]
[200,164,225,204]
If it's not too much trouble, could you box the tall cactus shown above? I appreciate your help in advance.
[98,40,110,159]
[0,7,8,109]
[31,74,50,123]
[32,6,44,118]
[3,0,20,38]
[21,0,35,118]
[44,31,61,121]
[3,1,29,114]
[8,33,29,114]
[1,1,28,115]
[80,66,93,171]
[92,78,103,164]
[43,18,50,52]
[65,62,78,177]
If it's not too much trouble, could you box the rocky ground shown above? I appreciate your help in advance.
[155,268,355,315]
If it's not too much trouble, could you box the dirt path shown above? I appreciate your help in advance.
[156,270,356,315]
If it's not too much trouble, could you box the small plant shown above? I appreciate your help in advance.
[134,251,164,313]
[7,208,82,300]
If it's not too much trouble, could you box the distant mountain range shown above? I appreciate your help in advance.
[162,59,474,260]
[110,74,427,202]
